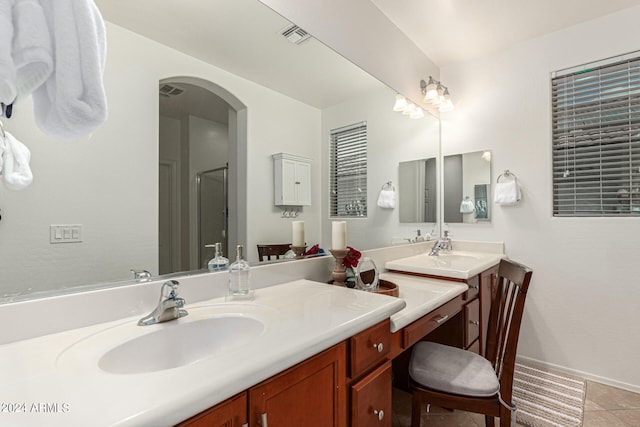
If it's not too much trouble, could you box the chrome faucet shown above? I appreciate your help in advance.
[428,230,452,256]
[138,280,188,326]
[131,269,152,282]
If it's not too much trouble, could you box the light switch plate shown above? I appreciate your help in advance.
[50,224,83,244]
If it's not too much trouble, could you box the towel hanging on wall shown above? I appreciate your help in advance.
[460,196,475,213]
[494,170,521,206]
[377,181,396,209]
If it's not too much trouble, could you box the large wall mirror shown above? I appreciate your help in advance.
[0,0,440,302]
[443,150,492,224]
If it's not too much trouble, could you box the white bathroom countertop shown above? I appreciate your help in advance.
[0,279,405,427]
[384,272,469,332]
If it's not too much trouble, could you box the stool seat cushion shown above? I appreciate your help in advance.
[409,341,500,397]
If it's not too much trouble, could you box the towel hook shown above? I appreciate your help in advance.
[497,170,517,183]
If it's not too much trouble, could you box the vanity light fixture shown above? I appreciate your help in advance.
[420,76,455,112]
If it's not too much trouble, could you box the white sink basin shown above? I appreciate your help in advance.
[100,315,264,374]
[56,304,273,375]
[385,251,503,279]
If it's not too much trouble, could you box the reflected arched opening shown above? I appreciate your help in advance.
[158,76,247,274]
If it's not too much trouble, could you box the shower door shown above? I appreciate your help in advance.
[197,167,228,268]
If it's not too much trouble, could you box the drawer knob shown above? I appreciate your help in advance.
[469,320,480,325]
[372,342,384,353]
[470,284,479,290]
[373,409,384,420]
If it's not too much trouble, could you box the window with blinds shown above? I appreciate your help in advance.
[330,122,367,217]
[552,55,640,217]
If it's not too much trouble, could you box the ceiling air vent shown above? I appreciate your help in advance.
[280,24,311,45]
[159,84,184,98]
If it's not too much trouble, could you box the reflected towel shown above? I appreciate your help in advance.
[460,198,475,213]
[377,188,395,209]
[493,180,521,205]
[12,0,53,101]
[1,130,33,190]
[33,0,107,140]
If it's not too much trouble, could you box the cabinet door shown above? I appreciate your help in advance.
[280,158,298,205]
[351,361,392,427]
[177,393,247,427]
[249,343,346,427]
[294,160,311,205]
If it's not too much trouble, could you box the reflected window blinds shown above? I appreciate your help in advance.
[330,122,368,217]
[552,55,640,216]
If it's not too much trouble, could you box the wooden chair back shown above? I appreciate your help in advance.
[257,244,291,262]
[485,258,534,406]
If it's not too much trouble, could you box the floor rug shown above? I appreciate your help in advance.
[513,362,586,427]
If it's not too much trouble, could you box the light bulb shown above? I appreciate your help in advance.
[393,94,407,112]
[424,77,438,103]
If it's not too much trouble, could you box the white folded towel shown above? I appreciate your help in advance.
[494,180,521,206]
[377,188,396,209]
[1,130,33,190]
[0,0,17,104]
[33,0,107,140]
[11,0,53,101]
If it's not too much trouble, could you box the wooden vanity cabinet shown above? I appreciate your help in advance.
[348,319,392,427]
[177,393,247,427]
[175,319,393,427]
[248,342,347,427]
[479,265,499,355]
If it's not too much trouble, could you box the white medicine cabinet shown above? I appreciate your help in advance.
[273,153,311,206]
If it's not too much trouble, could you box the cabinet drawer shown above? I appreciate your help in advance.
[403,295,463,349]
[465,275,480,301]
[350,319,391,378]
[465,298,480,348]
[351,361,392,427]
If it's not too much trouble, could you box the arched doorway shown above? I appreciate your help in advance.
[158,77,247,274]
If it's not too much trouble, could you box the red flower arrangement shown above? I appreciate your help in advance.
[342,246,361,269]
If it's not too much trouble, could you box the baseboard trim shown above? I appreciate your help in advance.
[516,355,640,394]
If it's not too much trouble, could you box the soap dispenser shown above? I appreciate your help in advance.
[206,242,229,271]
[227,244,253,300]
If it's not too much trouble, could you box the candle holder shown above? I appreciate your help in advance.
[329,249,349,286]
[290,245,307,258]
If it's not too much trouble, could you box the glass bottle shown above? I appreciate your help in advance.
[227,244,253,299]
[207,242,229,271]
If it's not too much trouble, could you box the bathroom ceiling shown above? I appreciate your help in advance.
[370,0,640,66]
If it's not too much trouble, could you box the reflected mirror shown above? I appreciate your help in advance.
[398,158,437,223]
[0,0,440,302]
[443,151,492,224]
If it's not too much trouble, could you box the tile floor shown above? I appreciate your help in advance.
[392,381,640,427]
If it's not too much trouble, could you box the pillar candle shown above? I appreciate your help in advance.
[292,221,305,247]
[331,221,347,250]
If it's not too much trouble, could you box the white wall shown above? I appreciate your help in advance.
[440,6,640,392]
[0,22,322,297]
[321,86,440,249]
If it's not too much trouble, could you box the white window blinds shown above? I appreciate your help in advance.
[552,56,640,216]
[330,122,367,217]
